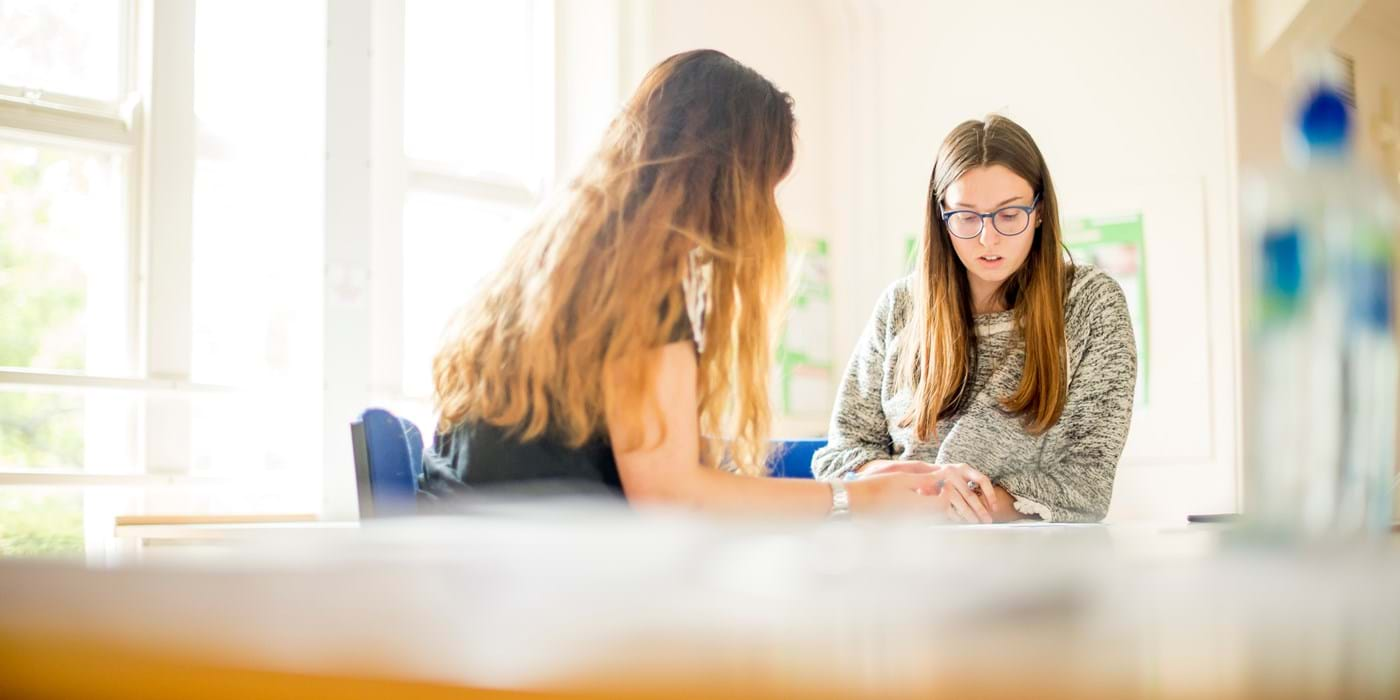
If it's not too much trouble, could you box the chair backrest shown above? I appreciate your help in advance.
[350,408,424,518]
[768,438,828,479]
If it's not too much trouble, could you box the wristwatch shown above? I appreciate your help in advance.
[827,479,851,519]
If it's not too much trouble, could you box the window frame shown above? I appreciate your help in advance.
[0,0,148,484]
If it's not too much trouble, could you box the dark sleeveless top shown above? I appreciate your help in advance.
[419,310,695,506]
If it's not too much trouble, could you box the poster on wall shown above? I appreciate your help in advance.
[1062,213,1149,404]
[774,237,833,419]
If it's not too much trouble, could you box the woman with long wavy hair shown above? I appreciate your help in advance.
[422,50,948,517]
[813,115,1138,523]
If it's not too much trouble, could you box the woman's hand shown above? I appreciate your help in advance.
[927,463,994,523]
[856,461,995,523]
[844,472,951,517]
[985,484,1024,522]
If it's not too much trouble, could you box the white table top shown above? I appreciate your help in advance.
[9,508,1400,697]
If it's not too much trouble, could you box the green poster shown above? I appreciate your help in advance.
[1062,213,1149,404]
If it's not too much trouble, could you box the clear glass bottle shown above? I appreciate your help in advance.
[1244,75,1399,539]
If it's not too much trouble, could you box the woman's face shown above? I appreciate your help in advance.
[940,164,1039,294]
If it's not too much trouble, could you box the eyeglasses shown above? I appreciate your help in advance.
[940,195,1040,239]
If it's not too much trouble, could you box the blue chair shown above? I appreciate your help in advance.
[769,438,828,479]
[349,408,424,518]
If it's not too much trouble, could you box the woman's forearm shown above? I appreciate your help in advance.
[629,466,833,517]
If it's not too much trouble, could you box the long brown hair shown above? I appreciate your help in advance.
[897,115,1069,440]
[432,49,795,476]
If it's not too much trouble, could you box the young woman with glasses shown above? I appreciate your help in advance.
[812,115,1138,523]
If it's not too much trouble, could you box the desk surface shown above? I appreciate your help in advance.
[6,511,1400,699]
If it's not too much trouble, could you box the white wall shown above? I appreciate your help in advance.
[1336,2,1400,180]
[632,0,1246,521]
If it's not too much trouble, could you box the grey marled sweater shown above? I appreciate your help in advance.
[812,265,1137,522]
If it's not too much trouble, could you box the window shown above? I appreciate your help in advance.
[393,0,555,429]
[0,141,134,473]
[403,0,549,186]
[0,0,137,558]
[0,0,127,103]
[0,488,83,556]
[186,0,324,487]
[1,0,582,556]
[0,0,328,559]
[400,191,527,398]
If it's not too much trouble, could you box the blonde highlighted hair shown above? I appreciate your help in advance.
[432,50,795,476]
[897,115,1071,440]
